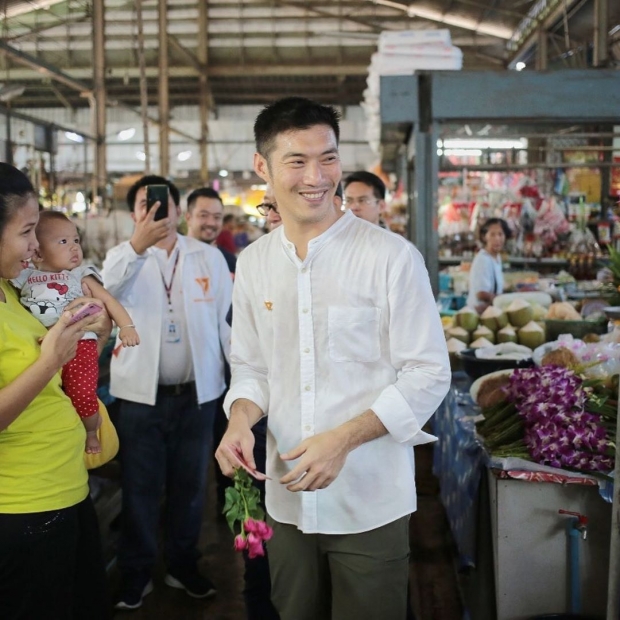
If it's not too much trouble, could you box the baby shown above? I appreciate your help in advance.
[12,211,139,454]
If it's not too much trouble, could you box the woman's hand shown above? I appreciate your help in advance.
[66,282,113,342]
[39,311,87,370]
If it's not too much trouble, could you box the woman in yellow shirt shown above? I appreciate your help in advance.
[0,163,112,619]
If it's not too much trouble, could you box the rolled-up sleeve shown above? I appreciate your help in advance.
[223,253,270,417]
[371,244,451,446]
[102,241,148,301]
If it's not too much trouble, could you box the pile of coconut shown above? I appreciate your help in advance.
[445,299,545,361]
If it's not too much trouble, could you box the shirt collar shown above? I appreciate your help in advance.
[279,210,355,264]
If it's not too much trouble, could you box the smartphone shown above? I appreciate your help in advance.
[68,302,103,325]
[146,184,169,221]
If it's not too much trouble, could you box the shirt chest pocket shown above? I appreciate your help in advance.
[328,306,381,363]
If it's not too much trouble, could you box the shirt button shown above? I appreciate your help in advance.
[304,425,312,432]
[304,347,310,354]
[302,308,309,314]
[301,267,307,273]
[287,243,293,250]
[304,385,311,392]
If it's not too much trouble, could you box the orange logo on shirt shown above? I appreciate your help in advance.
[196,277,210,295]
[264,301,273,311]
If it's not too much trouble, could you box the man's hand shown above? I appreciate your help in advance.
[279,411,388,492]
[279,427,351,492]
[129,201,172,255]
[215,409,257,478]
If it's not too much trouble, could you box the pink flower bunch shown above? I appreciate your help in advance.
[223,468,273,559]
[234,518,274,558]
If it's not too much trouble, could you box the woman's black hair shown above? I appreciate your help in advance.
[479,217,511,242]
[0,163,36,237]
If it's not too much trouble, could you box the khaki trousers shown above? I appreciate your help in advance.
[267,515,410,620]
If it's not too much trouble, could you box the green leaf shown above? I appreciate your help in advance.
[226,510,239,534]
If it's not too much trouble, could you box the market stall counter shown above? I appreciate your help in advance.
[434,372,611,619]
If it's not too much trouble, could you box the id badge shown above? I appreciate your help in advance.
[164,315,181,344]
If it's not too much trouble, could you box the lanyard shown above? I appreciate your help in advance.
[159,248,180,309]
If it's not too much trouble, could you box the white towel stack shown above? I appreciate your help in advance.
[363,29,463,153]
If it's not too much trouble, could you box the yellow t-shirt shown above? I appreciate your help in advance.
[0,280,88,513]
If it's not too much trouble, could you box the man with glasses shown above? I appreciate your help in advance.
[343,170,386,227]
[185,187,236,276]
[257,184,282,232]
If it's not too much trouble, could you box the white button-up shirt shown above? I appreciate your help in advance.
[224,210,450,534]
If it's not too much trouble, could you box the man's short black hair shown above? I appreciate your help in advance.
[186,187,223,213]
[126,175,180,212]
[254,97,340,160]
[344,171,386,201]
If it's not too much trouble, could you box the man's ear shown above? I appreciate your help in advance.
[379,199,387,214]
[130,211,137,223]
[254,152,271,184]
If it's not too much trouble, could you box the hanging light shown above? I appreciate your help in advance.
[177,150,192,162]
[219,169,229,178]
[136,151,146,161]
[65,132,84,143]
[118,128,136,141]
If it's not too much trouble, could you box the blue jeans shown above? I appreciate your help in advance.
[116,390,216,576]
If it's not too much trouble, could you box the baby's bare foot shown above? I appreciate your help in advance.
[85,432,102,454]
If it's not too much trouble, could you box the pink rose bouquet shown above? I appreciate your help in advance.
[223,468,273,558]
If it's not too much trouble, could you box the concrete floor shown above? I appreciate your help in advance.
[109,444,463,620]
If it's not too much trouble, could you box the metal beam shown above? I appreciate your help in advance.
[427,71,620,122]
[2,63,370,80]
[158,0,170,177]
[0,39,92,94]
[508,0,580,67]
[197,0,210,183]
[593,0,609,67]
[535,28,548,70]
[93,0,107,206]
[0,103,94,140]
[7,12,90,41]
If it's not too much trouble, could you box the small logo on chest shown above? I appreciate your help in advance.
[264,301,273,311]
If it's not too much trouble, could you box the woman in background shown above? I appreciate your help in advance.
[467,217,511,313]
[0,163,112,619]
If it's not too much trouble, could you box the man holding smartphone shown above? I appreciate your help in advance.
[103,175,232,610]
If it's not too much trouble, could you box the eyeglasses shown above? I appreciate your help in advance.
[257,202,278,216]
[343,196,378,208]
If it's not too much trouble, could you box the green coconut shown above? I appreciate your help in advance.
[518,321,545,349]
[480,306,508,331]
[447,326,470,346]
[454,306,479,332]
[473,325,496,344]
[531,302,547,322]
[497,325,518,344]
[446,337,467,371]
[470,337,494,349]
[507,298,533,328]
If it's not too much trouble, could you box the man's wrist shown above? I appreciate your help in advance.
[129,238,147,256]
[229,398,263,427]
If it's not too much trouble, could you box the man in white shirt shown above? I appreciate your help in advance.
[103,175,232,611]
[215,98,450,620]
